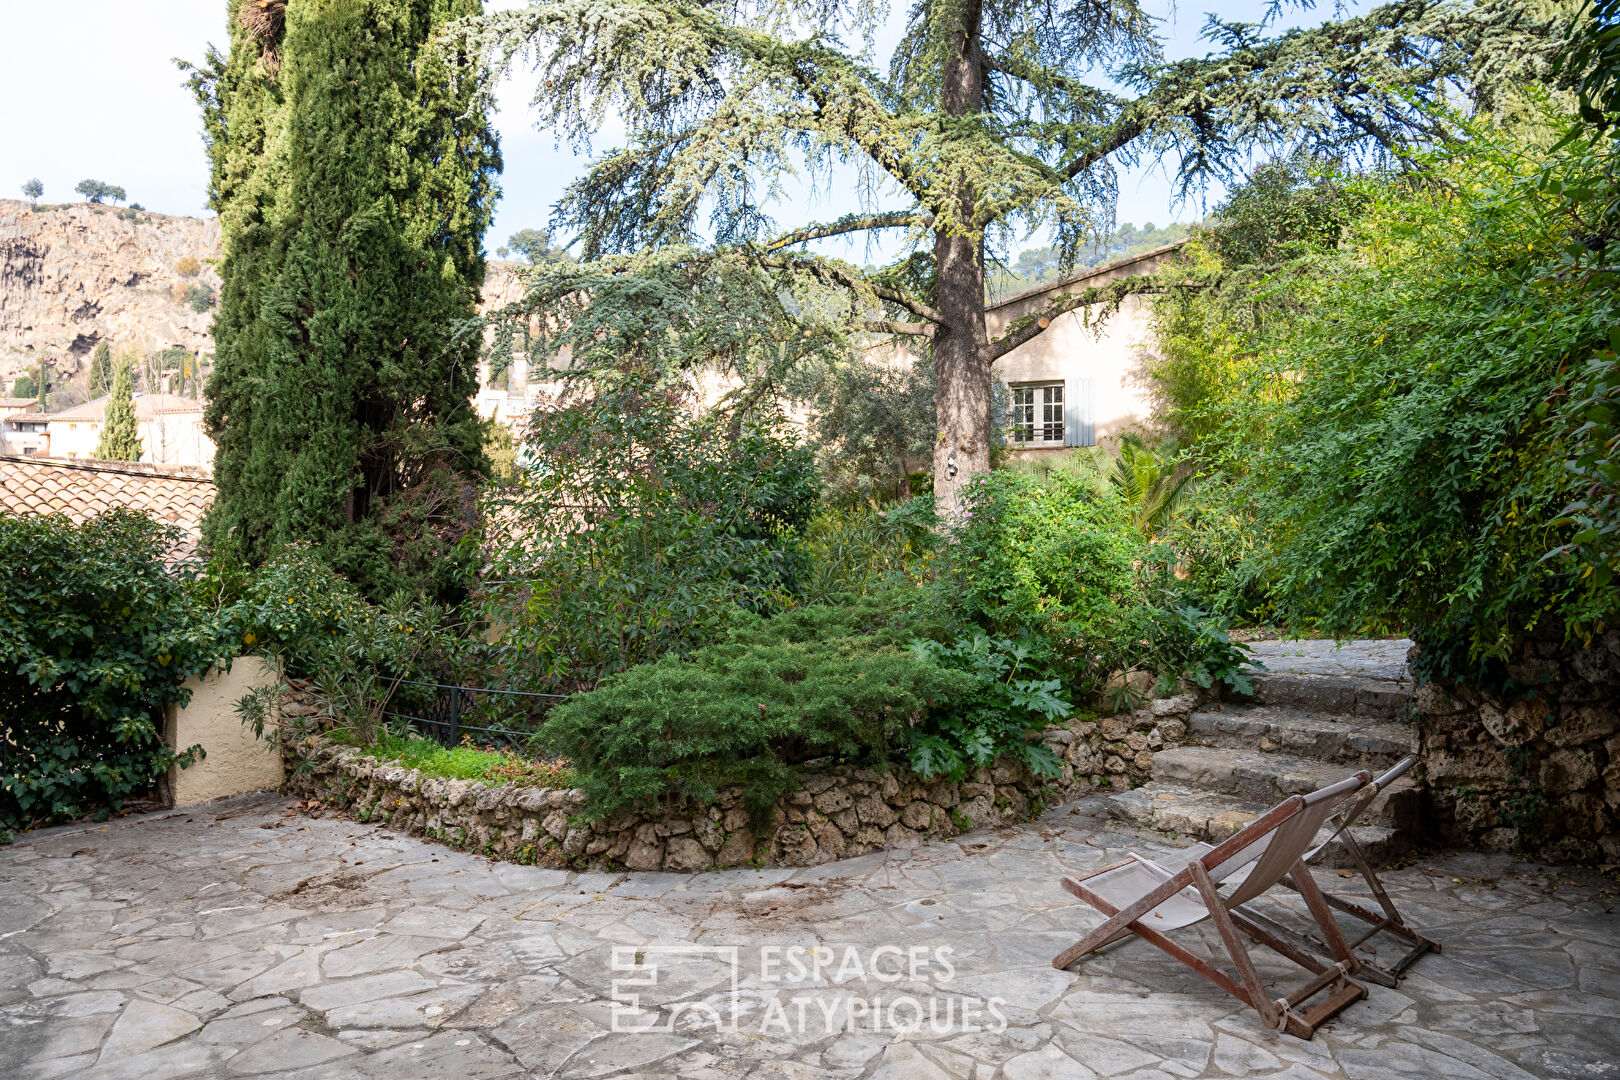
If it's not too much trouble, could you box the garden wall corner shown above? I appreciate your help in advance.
[166,655,284,807]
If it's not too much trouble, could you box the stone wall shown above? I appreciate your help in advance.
[279,692,1198,872]
[1417,629,1620,864]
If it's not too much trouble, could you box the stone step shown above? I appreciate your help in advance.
[1147,746,1420,830]
[1246,671,1412,721]
[1101,782,1409,868]
[1188,704,1416,767]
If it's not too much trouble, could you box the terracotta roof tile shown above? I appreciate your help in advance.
[47,393,207,423]
[0,455,215,560]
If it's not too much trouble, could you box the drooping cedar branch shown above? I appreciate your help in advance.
[981,275,1210,363]
[766,212,932,251]
[864,320,938,338]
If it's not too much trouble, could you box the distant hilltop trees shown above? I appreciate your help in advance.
[21,178,42,205]
[75,179,127,205]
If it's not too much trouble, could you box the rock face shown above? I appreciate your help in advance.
[277,684,1199,873]
[0,198,530,393]
[1417,628,1620,864]
[0,200,221,387]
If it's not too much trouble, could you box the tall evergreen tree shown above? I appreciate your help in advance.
[88,340,113,398]
[97,360,143,461]
[185,0,500,598]
[455,0,1562,510]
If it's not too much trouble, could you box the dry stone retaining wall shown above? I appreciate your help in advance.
[279,692,1198,871]
[1417,629,1620,864]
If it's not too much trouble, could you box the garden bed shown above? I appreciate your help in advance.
[280,692,1199,871]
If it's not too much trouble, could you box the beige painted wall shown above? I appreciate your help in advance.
[166,655,283,807]
[986,242,1184,448]
[48,410,214,468]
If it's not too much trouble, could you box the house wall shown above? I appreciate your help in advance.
[47,410,213,468]
[986,243,1183,453]
[0,421,49,456]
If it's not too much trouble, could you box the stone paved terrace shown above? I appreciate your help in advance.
[1,792,1616,1080]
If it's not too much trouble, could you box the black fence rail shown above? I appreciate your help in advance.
[382,679,568,755]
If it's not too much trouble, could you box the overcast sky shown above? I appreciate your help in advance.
[0,1,1345,263]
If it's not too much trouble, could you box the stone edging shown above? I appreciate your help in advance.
[280,694,1198,871]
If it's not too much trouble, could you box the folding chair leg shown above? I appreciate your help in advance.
[1291,860,1360,974]
[1058,878,1257,1009]
[1190,862,1281,1031]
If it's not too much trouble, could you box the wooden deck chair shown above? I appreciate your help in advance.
[1052,772,1373,1039]
[1195,756,1440,988]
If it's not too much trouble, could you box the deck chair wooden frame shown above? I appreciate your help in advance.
[1052,773,1373,1039]
[1226,757,1440,989]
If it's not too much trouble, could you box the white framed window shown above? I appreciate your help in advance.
[1010,382,1065,446]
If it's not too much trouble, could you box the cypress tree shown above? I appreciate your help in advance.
[88,341,113,398]
[97,359,143,461]
[185,0,499,598]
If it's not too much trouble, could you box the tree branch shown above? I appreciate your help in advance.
[980,274,1206,364]
[754,253,947,325]
[765,211,931,250]
[863,320,936,338]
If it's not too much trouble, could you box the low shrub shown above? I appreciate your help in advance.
[0,512,229,834]
[905,634,1069,782]
[537,600,982,822]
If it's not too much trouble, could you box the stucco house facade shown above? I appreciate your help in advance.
[987,240,1184,457]
[45,392,214,470]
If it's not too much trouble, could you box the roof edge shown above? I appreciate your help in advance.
[0,455,215,484]
[987,237,1191,311]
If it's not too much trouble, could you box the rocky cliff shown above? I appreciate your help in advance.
[0,200,221,389]
[0,198,529,395]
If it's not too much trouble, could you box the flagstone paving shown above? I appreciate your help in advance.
[1,792,1616,1079]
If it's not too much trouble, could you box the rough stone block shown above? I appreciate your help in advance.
[901,801,933,831]
[715,830,754,867]
[855,795,898,829]
[662,837,709,872]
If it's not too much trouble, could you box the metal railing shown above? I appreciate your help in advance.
[382,678,568,755]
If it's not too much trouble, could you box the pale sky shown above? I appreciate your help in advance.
[0,1,1345,263]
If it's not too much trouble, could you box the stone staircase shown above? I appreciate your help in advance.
[1104,639,1421,865]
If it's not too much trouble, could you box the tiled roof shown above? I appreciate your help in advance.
[0,455,215,560]
[0,397,37,410]
[48,393,207,423]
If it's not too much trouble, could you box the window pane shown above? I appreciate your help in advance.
[1041,385,1063,442]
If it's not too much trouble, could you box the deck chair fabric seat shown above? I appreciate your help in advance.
[1054,771,1375,1039]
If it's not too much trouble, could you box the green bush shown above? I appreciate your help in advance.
[1220,126,1620,655]
[905,634,1068,782]
[537,599,981,822]
[928,467,1255,701]
[0,512,229,834]
[801,498,938,603]
[476,378,818,693]
[228,543,452,745]
[932,469,1141,670]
